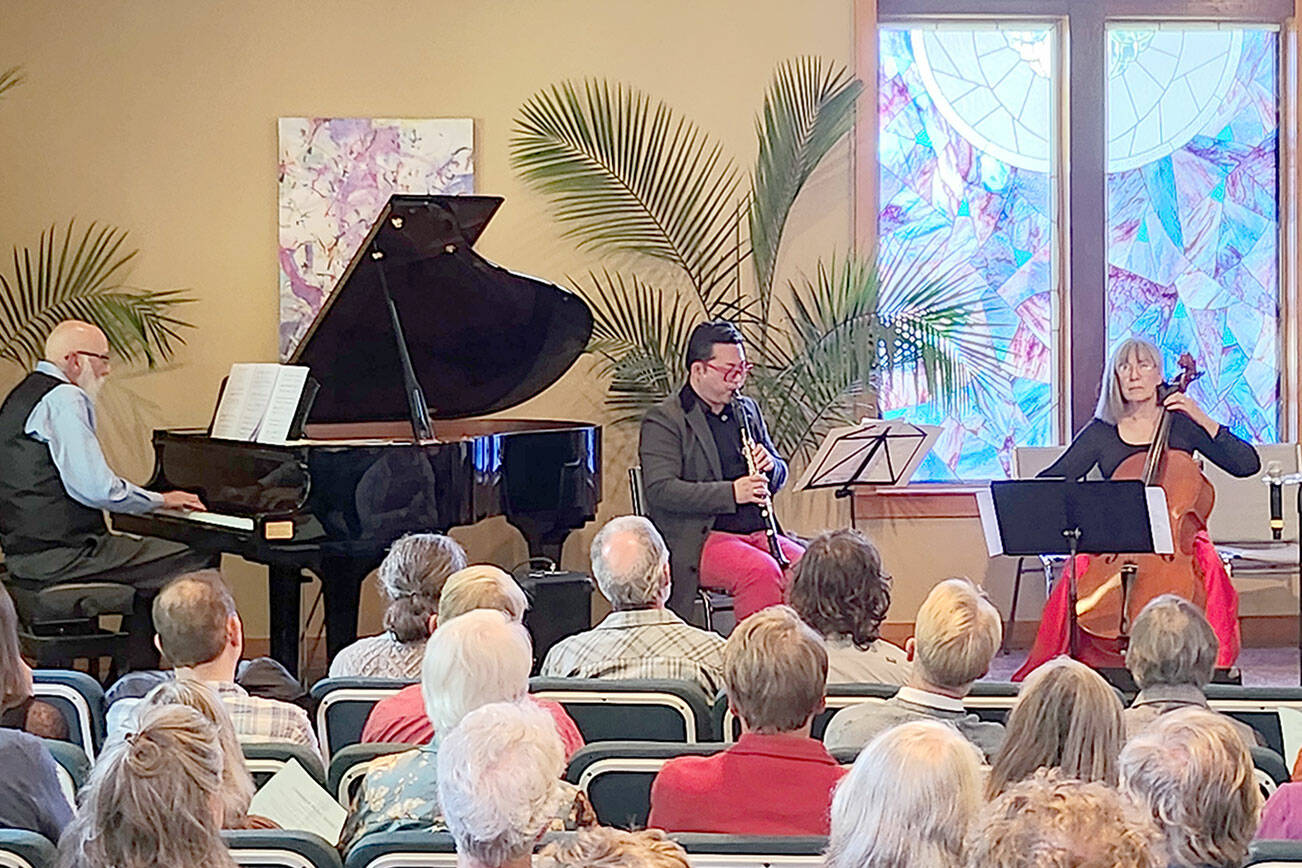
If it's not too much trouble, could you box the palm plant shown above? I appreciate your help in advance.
[512,57,1005,462]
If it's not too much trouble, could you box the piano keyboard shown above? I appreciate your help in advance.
[154,508,255,532]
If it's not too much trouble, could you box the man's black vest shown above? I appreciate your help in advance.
[0,372,106,556]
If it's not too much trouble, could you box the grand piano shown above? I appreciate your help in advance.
[113,195,602,674]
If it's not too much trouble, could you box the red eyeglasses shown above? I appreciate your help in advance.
[703,361,753,382]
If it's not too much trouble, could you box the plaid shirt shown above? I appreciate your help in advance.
[540,607,725,696]
[211,681,321,758]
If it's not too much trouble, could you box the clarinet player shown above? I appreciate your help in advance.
[639,320,806,622]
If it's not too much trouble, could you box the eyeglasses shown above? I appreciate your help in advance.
[73,350,111,363]
[703,361,753,382]
[1118,359,1157,374]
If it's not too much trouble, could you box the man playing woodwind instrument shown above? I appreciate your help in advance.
[639,321,805,622]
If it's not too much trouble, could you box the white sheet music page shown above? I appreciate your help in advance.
[246,758,346,843]
[211,363,262,441]
[254,365,309,444]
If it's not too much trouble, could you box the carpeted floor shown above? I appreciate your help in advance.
[987,645,1302,687]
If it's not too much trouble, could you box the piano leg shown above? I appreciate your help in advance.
[319,556,371,661]
[267,566,306,676]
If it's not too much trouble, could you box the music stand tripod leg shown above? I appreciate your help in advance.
[1064,527,1081,660]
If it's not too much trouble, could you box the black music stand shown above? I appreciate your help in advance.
[976,479,1172,657]
[794,420,940,526]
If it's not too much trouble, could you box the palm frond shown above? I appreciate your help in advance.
[511,80,745,313]
[0,221,194,369]
[573,269,698,422]
[749,57,862,325]
[0,66,24,100]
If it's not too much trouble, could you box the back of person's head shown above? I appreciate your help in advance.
[787,528,891,648]
[1126,594,1218,691]
[152,570,237,667]
[437,700,568,868]
[422,609,533,734]
[964,769,1162,868]
[0,586,31,713]
[136,677,254,827]
[58,703,235,868]
[378,533,468,643]
[438,565,529,623]
[590,516,670,610]
[724,605,826,734]
[912,577,1001,692]
[988,657,1123,798]
[536,827,690,868]
[1120,706,1260,868]
[828,720,984,868]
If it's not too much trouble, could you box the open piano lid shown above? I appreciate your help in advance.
[290,195,593,423]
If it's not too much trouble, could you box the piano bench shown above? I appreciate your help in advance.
[6,582,135,683]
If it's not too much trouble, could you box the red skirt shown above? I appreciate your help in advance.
[1012,531,1240,681]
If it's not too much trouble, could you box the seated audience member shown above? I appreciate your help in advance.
[788,528,909,686]
[537,827,691,868]
[342,610,593,851]
[1121,707,1260,868]
[57,704,237,868]
[647,605,844,835]
[439,701,588,868]
[963,769,1162,868]
[329,533,467,679]
[987,656,1123,798]
[822,577,1004,759]
[541,516,724,695]
[0,729,72,842]
[0,585,67,739]
[826,720,984,868]
[1124,594,1259,749]
[360,566,582,756]
[105,570,319,756]
[1258,780,1302,840]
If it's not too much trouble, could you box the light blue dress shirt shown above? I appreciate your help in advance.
[22,361,162,514]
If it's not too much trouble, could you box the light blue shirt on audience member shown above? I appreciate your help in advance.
[23,360,162,514]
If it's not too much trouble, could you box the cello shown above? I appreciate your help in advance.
[1073,353,1213,643]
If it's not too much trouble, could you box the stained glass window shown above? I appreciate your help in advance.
[1106,27,1280,442]
[878,25,1061,479]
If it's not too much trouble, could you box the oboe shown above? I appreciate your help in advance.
[733,395,790,569]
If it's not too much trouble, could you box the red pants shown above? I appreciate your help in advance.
[699,530,806,620]
[1013,531,1240,680]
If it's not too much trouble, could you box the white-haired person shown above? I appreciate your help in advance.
[359,566,582,754]
[536,827,691,868]
[341,609,594,852]
[963,769,1162,868]
[329,533,467,678]
[823,577,1004,759]
[439,701,587,868]
[1017,337,1258,679]
[826,720,984,868]
[647,605,844,834]
[1121,707,1260,868]
[1124,594,1259,749]
[987,656,1123,798]
[57,703,237,868]
[541,516,725,695]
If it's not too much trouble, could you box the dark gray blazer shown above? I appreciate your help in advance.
[638,386,788,617]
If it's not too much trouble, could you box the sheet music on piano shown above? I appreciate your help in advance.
[211,363,310,444]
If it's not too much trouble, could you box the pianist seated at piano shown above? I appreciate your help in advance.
[328,533,467,680]
[0,320,214,669]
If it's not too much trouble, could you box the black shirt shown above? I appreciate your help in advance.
[694,393,767,534]
[1038,415,1261,480]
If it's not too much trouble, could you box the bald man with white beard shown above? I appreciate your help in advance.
[0,320,213,668]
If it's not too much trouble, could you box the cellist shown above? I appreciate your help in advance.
[1012,337,1259,680]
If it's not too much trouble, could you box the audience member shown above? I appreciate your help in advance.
[360,567,582,754]
[57,703,237,868]
[987,656,1122,797]
[0,729,72,843]
[329,533,467,679]
[1257,780,1302,840]
[826,720,984,868]
[342,610,593,851]
[541,516,724,695]
[1124,594,1259,749]
[647,605,844,834]
[439,701,583,868]
[536,827,691,868]
[822,577,1003,758]
[0,585,67,738]
[105,570,319,756]
[1121,707,1261,868]
[787,528,909,685]
[963,769,1162,868]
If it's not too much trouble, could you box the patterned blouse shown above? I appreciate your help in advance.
[328,633,426,680]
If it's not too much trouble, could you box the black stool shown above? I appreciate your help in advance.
[6,579,135,683]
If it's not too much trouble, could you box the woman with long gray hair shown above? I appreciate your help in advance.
[1015,336,1258,680]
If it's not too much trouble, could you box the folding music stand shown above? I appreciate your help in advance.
[975,480,1173,657]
